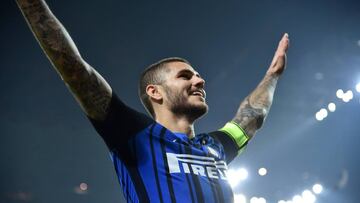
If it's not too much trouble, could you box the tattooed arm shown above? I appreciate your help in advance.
[15,0,112,121]
[233,34,289,138]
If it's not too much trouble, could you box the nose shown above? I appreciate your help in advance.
[193,76,205,88]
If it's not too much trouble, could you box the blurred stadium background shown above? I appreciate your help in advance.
[1,0,360,202]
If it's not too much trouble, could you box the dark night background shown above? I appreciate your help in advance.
[1,0,360,202]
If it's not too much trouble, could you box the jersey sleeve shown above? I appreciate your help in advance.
[208,121,250,163]
[88,92,153,151]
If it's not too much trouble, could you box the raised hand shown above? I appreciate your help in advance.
[232,33,290,138]
[16,0,112,121]
[266,33,289,76]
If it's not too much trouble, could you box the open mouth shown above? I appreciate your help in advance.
[190,90,206,98]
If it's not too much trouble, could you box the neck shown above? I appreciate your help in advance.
[155,109,196,138]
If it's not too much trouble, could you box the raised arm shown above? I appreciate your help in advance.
[233,33,289,138]
[16,0,112,121]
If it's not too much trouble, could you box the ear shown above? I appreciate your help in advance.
[146,84,163,102]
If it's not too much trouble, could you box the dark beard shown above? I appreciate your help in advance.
[164,86,208,121]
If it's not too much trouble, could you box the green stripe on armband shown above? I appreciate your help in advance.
[219,121,249,149]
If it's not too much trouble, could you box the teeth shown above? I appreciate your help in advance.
[192,91,203,96]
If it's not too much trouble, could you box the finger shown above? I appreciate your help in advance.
[283,33,289,39]
[281,34,289,46]
[277,33,289,53]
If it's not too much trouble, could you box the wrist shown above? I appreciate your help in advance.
[265,71,281,79]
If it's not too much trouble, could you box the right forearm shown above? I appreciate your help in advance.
[16,0,84,76]
[16,0,112,121]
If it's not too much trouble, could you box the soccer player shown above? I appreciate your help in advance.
[16,0,289,202]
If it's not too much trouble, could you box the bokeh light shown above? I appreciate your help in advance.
[312,183,323,194]
[80,183,88,191]
[336,89,344,98]
[234,194,247,203]
[227,168,248,187]
[328,102,336,112]
[356,82,360,93]
[258,167,267,176]
[302,190,316,203]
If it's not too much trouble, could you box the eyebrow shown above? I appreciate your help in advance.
[176,69,202,78]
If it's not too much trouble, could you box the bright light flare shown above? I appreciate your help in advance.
[312,183,323,194]
[74,182,88,194]
[302,190,316,203]
[250,197,258,203]
[227,169,239,187]
[227,168,248,187]
[328,102,336,112]
[336,89,344,98]
[292,195,303,203]
[258,168,267,176]
[342,90,353,102]
[79,183,88,191]
[258,197,266,203]
[343,97,350,103]
[320,108,328,117]
[238,168,249,180]
[356,83,360,93]
[346,90,353,99]
[234,194,247,203]
[250,197,266,203]
[316,108,328,121]
[315,112,324,121]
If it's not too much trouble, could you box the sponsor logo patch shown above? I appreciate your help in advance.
[166,153,228,180]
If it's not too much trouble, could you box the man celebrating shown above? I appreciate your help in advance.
[16,0,289,202]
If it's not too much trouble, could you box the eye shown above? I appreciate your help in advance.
[179,74,192,80]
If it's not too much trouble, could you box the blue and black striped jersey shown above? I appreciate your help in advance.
[89,93,249,203]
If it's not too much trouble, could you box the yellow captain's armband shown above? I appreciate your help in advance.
[219,121,249,149]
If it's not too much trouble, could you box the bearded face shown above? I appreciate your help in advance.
[162,74,208,121]
[163,84,208,121]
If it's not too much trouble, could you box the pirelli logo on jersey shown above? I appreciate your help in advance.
[166,153,228,180]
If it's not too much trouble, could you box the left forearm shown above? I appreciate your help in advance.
[230,33,289,139]
[233,73,279,138]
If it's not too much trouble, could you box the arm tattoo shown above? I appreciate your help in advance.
[233,74,278,138]
[16,0,112,121]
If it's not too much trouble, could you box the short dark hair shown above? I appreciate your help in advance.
[139,57,191,117]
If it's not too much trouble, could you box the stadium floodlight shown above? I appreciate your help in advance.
[227,168,248,187]
[250,197,258,203]
[292,195,303,203]
[319,108,328,118]
[315,111,324,121]
[341,90,352,102]
[79,183,88,191]
[356,82,360,93]
[328,102,336,112]
[346,90,354,100]
[312,183,323,194]
[302,190,316,203]
[238,168,249,180]
[336,89,344,98]
[234,194,247,203]
[342,96,350,103]
[227,169,240,187]
[258,197,266,203]
[258,167,267,176]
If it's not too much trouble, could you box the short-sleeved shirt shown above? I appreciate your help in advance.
[88,93,249,203]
